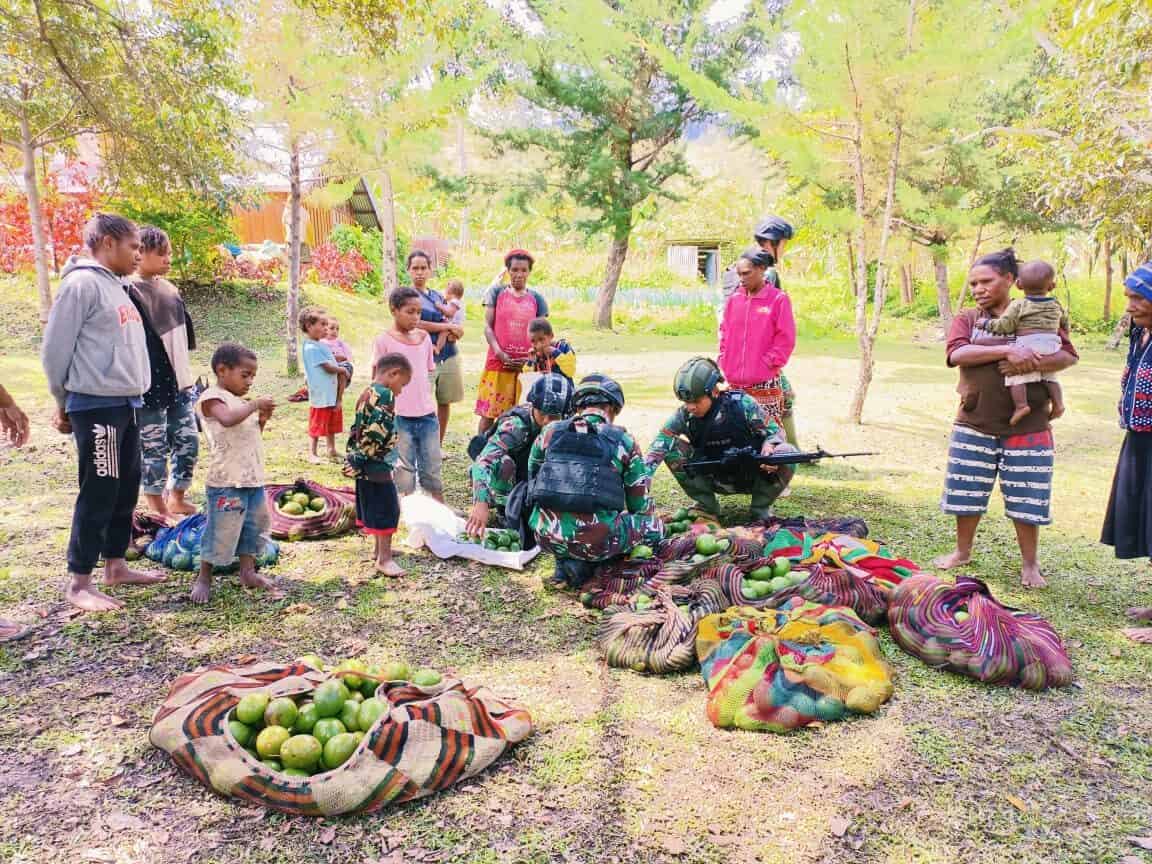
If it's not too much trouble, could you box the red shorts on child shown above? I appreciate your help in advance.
[309,405,344,437]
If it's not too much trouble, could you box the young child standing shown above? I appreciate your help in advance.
[979,259,1068,426]
[433,280,466,356]
[322,316,355,402]
[300,307,348,462]
[193,343,277,604]
[131,226,200,515]
[526,317,577,381]
[345,353,412,576]
[371,288,444,501]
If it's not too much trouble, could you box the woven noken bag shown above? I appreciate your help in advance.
[696,600,894,733]
[266,479,357,541]
[887,574,1073,690]
[149,661,533,816]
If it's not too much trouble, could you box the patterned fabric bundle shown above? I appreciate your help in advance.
[887,575,1073,690]
[764,530,921,593]
[149,661,534,815]
[128,510,173,561]
[597,592,697,674]
[759,563,891,626]
[666,579,732,620]
[711,562,784,608]
[696,600,894,733]
[145,513,280,572]
[266,479,357,541]
[579,558,664,609]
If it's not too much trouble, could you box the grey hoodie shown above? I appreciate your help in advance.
[42,256,151,407]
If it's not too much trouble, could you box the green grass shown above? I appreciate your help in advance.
[0,273,1149,864]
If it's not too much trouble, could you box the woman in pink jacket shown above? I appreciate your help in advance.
[718,248,797,431]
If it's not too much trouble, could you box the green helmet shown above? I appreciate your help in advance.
[674,357,723,402]
[573,373,625,410]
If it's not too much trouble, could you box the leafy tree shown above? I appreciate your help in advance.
[494,0,770,329]
[0,0,245,322]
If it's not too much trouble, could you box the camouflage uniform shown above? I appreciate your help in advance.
[344,384,398,476]
[528,409,664,562]
[470,408,537,509]
[139,390,200,494]
[644,391,794,518]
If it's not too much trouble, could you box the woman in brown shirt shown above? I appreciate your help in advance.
[934,249,1078,588]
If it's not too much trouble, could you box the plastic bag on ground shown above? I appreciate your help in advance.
[400,494,541,571]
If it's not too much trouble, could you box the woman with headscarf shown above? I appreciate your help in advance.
[475,249,548,433]
[1102,262,1152,643]
[717,247,797,431]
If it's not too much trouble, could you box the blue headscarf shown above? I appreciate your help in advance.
[1125,263,1152,303]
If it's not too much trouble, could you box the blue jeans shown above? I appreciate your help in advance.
[202,486,269,565]
[394,414,443,496]
[138,389,199,494]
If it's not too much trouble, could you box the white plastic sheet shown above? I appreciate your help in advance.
[400,493,541,571]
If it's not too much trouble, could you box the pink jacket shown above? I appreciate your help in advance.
[718,284,796,387]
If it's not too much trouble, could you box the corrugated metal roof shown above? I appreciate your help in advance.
[347,178,382,232]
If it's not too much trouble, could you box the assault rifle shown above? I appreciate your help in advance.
[685,446,877,475]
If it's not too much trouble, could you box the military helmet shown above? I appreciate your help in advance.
[527,373,574,417]
[753,215,794,242]
[573,373,625,410]
[674,357,723,402]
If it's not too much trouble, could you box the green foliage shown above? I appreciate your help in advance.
[117,193,236,283]
[329,224,385,295]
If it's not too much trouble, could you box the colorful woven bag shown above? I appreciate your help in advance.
[149,661,533,816]
[887,574,1073,690]
[266,479,357,541]
[696,600,894,733]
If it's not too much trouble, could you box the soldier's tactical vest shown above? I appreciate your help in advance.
[531,417,628,513]
[467,405,536,482]
[688,391,761,463]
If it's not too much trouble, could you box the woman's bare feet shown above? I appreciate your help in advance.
[375,561,405,578]
[306,453,323,465]
[1122,627,1152,644]
[166,490,198,516]
[142,493,168,515]
[1020,562,1047,589]
[66,575,125,612]
[190,574,213,605]
[238,569,275,591]
[1125,607,1152,622]
[932,550,971,570]
[103,560,167,586]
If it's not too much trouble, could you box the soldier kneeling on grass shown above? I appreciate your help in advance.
[465,373,574,543]
[644,356,797,523]
[526,374,664,588]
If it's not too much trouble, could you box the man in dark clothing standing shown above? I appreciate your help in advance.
[41,213,167,612]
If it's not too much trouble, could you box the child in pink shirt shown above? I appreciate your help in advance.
[371,288,443,500]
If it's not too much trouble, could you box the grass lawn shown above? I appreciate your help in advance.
[0,276,1149,864]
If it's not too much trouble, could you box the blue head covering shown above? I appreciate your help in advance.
[1125,263,1152,302]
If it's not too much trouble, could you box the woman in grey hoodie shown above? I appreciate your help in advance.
[41,213,167,612]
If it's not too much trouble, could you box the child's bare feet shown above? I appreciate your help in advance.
[326,451,341,463]
[142,493,168,515]
[166,489,198,516]
[932,550,971,570]
[103,560,167,586]
[306,453,323,464]
[66,576,124,612]
[1020,562,1047,589]
[1009,405,1032,426]
[238,569,275,591]
[375,560,405,577]
[190,574,213,604]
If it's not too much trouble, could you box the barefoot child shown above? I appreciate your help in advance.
[526,316,576,381]
[301,307,348,461]
[346,353,412,576]
[322,316,355,402]
[979,259,1067,426]
[132,226,200,515]
[193,343,277,604]
[371,288,444,501]
[432,280,465,356]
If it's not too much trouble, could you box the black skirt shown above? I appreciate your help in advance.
[1101,431,1152,559]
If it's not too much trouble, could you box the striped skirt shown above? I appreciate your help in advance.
[940,425,1054,525]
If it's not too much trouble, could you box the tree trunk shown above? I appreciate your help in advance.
[456,116,470,250]
[847,79,870,425]
[286,137,302,376]
[1103,234,1113,321]
[847,237,859,297]
[378,168,399,297]
[934,254,951,323]
[1107,312,1131,351]
[595,230,630,330]
[20,104,53,324]
[900,263,912,304]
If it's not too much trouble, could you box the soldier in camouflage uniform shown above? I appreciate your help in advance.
[645,357,796,522]
[466,374,574,538]
[528,374,664,586]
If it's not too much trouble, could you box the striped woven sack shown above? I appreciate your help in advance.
[887,574,1073,690]
[149,661,534,816]
[696,600,894,733]
[758,563,891,626]
[267,479,357,541]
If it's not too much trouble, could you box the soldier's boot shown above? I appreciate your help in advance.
[553,557,594,589]
[668,468,721,522]
[749,449,797,522]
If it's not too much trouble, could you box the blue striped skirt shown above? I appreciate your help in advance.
[941,425,1054,526]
